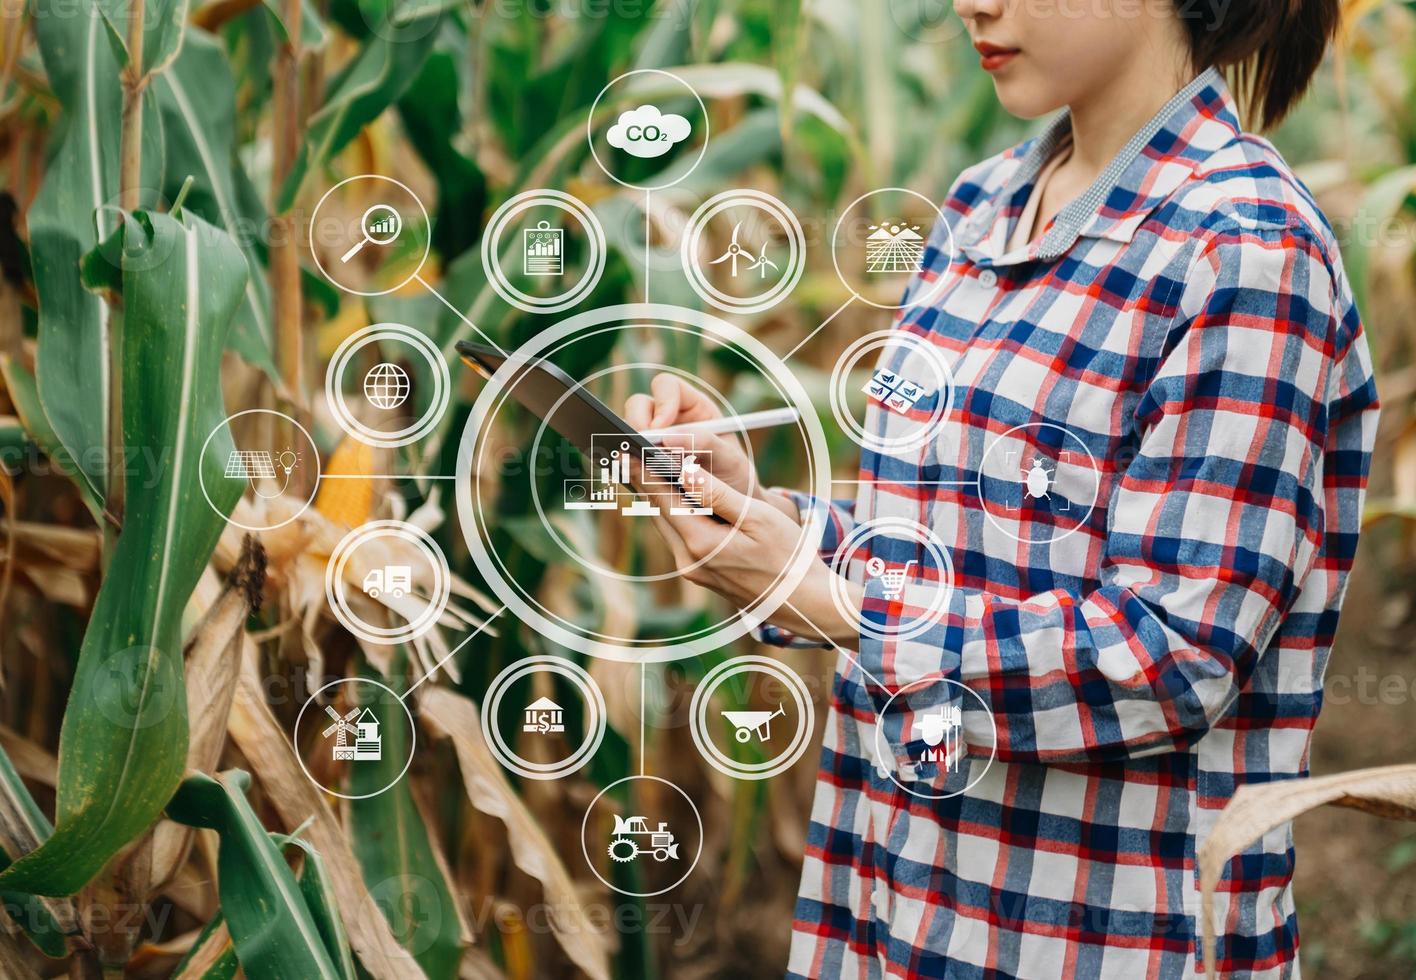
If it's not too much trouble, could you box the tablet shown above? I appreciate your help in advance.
[456,340,658,463]
[458,341,732,522]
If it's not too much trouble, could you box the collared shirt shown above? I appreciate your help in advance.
[777,68,1378,979]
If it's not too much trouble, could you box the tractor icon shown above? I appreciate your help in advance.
[607,815,679,864]
[1022,457,1054,501]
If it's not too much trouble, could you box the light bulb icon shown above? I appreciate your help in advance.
[277,450,299,476]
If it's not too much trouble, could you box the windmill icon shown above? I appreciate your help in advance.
[710,222,778,279]
[324,704,381,762]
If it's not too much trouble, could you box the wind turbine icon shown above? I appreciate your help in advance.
[710,222,778,279]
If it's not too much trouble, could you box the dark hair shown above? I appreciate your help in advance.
[1179,0,1342,130]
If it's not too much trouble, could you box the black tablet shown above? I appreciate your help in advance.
[455,340,658,462]
[458,340,729,522]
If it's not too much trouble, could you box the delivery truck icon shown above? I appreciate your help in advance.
[362,565,411,599]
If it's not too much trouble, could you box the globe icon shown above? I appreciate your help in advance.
[363,362,411,410]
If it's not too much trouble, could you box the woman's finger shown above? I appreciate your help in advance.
[624,393,654,429]
[688,466,751,526]
[648,373,685,429]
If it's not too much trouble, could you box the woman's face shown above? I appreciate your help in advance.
[952,0,1174,118]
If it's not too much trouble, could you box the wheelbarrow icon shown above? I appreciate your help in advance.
[867,558,917,601]
[721,704,786,743]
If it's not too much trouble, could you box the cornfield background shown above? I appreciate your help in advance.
[1,0,1416,976]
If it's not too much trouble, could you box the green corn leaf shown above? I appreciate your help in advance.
[153,28,278,377]
[261,0,330,50]
[396,41,486,261]
[28,0,130,508]
[275,3,443,211]
[350,665,464,979]
[171,912,237,978]
[0,356,102,522]
[272,835,358,980]
[0,744,69,958]
[143,0,193,76]
[166,772,344,980]
[0,208,247,896]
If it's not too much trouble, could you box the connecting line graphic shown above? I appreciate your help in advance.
[783,295,856,363]
[831,477,980,488]
[640,661,647,775]
[401,605,506,700]
[319,473,459,481]
[415,272,508,358]
[781,599,892,696]
[644,189,652,304]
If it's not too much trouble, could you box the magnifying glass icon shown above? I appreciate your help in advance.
[340,204,403,263]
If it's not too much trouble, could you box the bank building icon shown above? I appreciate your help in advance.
[523,696,565,735]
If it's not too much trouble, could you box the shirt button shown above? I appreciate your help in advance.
[978,269,998,288]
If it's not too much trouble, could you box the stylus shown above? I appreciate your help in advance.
[641,407,802,441]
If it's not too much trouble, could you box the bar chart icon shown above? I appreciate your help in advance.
[562,435,715,518]
[524,221,563,276]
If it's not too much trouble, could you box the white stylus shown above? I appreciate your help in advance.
[641,406,802,442]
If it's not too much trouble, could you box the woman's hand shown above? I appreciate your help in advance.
[624,374,800,523]
[654,464,863,647]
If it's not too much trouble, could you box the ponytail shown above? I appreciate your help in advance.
[1178,0,1342,130]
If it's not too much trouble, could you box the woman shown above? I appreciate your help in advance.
[626,0,1378,976]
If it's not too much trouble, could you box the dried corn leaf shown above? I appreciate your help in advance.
[1198,764,1416,979]
[418,687,610,980]
[145,537,266,894]
[0,727,56,786]
[0,926,40,980]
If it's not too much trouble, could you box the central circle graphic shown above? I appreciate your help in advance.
[455,304,832,663]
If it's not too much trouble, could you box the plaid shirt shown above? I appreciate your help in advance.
[777,69,1378,979]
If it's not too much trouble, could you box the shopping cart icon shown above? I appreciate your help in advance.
[866,558,916,601]
[721,704,785,744]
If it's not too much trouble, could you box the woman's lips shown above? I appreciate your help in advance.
[974,41,1020,72]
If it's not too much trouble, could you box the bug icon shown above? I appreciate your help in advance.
[1022,457,1054,501]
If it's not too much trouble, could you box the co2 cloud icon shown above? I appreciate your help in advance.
[606,104,692,159]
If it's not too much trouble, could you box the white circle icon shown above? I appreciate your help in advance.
[680,189,805,315]
[689,656,816,780]
[293,677,417,801]
[871,674,996,801]
[324,323,450,448]
[586,69,708,191]
[481,190,607,314]
[324,520,451,645]
[481,656,607,781]
[310,175,430,297]
[978,422,1102,544]
[828,517,954,642]
[581,775,703,897]
[829,329,954,454]
[831,187,955,310]
[199,409,320,532]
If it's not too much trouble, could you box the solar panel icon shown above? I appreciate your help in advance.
[225,450,276,480]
